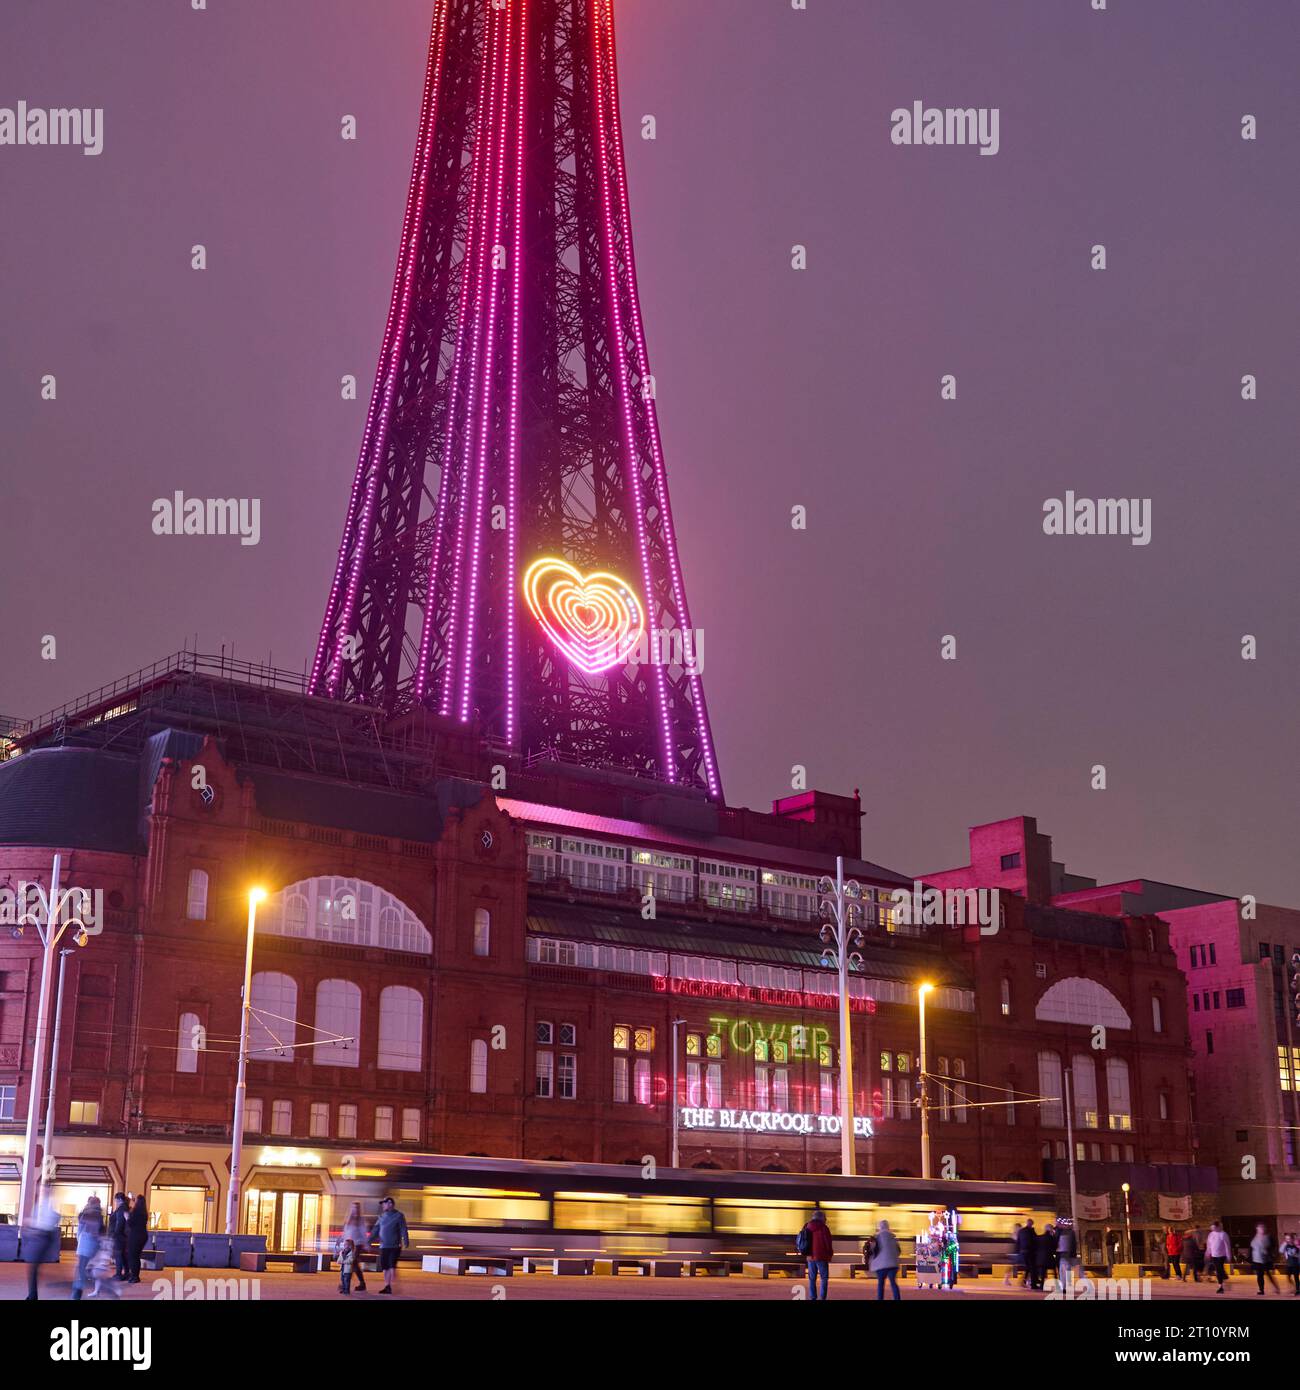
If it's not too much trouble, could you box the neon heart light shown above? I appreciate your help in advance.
[523,558,645,675]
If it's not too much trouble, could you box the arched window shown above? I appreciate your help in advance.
[1035,978,1131,1029]
[260,877,431,953]
[473,908,491,957]
[186,869,208,921]
[315,979,362,1068]
[177,1012,201,1073]
[1106,1058,1132,1130]
[1000,977,1011,1017]
[249,972,297,1061]
[469,1039,488,1094]
[1037,1051,1064,1126]
[378,986,423,1071]
[1151,994,1164,1034]
[1071,1054,1098,1128]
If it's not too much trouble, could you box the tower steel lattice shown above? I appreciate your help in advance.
[311,0,721,798]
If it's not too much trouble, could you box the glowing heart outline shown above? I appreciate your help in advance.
[522,557,646,675]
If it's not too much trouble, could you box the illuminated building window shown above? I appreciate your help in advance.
[772,1068,790,1112]
[1037,1052,1064,1127]
[686,1059,702,1106]
[557,1054,577,1100]
[536,1051,554,1099]
[634,1028,655,1054]
[685,1032,702,1058]
[375,1105,394,1140]
[1000,977,1011,1017]
[613,1026,630,1051]
[772,1042,788,1064]
[818,1070,836,1115]
[309,1103,328,1137]
[1279,1046,1300,1092]
[704,1062,722,1109]
[315,979,361,1068]
[262,877,430,953]
[401,1108,421,1143]
[68,1100,99,1125]
[1105,1058,1132,1130]
[177,1011,201,1074]
[244,1099,263,1132]
[754,1039,769,1063]
[879,1051,892,1073]
[705,1033,723,1059]
[270,1100,292,1136]
[473,908,491,957]
[896,1053,910,1074]
[634,1058,652,1104]
[469,1040,488,1094]
[1072,1054,1099,1129]
[613,1055,629,1103]
[818,1043,833,1068]
[378,986,423,1071]
[186,868,209,922]
[338,1104,358,1140]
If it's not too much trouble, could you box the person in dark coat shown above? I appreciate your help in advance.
[107,1193,129,1280]
[1015,1219,1037,1289]
[1179,1230,1202,1283]
[124,1194,148,1284]
[801,1207,834,1301]
[1033,1223,1056,1291]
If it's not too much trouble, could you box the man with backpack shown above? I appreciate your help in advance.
[798,1207,834,1300]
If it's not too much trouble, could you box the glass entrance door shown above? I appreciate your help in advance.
[244,1189,322,1252]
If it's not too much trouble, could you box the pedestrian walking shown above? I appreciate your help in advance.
[22,1194,61,1301]
[336,1237,358,1295]
[124,1194,149,1284]
[1250,1223,1281,1295]
[868,1219,901,1301]
[1165,1226,1182,1280]
[1004,1223,1025,1286]
[107,1192,129,1280]
[1055,1219,1079,1295]
[1179,1230,1201,1283]
[367,1196,409,1295]
[88,1233,120,1299]
[1034,1223,1056,1291]
[1015,1218,1036,1290]
[71,1195,104,1300]
[799,1206,833,1301]
[1279,1232,1299,1296]
[341,1200,369,1292]
[1205,1221,1231,1294]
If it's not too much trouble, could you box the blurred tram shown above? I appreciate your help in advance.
[328,1152,1055,1270]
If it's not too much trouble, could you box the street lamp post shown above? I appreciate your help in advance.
[918,983,934,1181]
[670,1018,687,1169]
[226,887,266,1237]
[818,858,864,1177]
[40,947,78,1193]
[1121,1182,1132,1266]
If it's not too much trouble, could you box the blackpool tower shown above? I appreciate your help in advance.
[311,0,721,799]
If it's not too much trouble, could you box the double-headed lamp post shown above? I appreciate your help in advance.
[818,858,864,1177]
[918,982,934,1181]
[226,886,266,1237]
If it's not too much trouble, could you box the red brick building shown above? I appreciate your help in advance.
[0,661,1208,1258]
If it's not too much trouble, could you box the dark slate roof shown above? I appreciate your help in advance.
[1027,904,1127,949]
[526,899,971,986]
[249,770,487,844]
[0,747,144,854]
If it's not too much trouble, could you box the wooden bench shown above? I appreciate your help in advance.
[431,1255,514,1277]
[522,1257,592,1276]
[743,1261,804,1279]
[592,1258,647,1276]
[686,1260,729,1277]
[239,1251,328,1274]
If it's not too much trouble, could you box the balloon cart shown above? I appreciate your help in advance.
[914,1207,960,1290]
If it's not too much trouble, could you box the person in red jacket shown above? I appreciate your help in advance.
[1165,1227,1183,1280]
[802,1208,835,1300]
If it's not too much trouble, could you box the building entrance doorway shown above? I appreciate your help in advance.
[244,1188,322,1253]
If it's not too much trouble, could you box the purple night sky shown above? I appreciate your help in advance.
[0,1,1296,900]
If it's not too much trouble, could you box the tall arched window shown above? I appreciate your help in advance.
[249,972,297,1062]
[186,869,209,921]
[1000,977,1011,1017]
[315,979,362,1068]
[378,986,423,1071]
[1071,1054,1098,1128]
[1037,1051,1064,1127]
[469,1039,488,1094]
[1106,1057,1132,1130]
[1151,994,1164,1034]
[473,908,491,957]
[177,1012,201,1073]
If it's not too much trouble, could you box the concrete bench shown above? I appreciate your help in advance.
[645,1260,683,1278]
[522,1257,592,1275]
[239,1250,327,1274]
[686,1260,729,1277]
[139,1250,168,1272]
[432,1255,514,1277]
[743,1261,804,1279]
[592,1258,647,1276]
[830,1262,870,1279]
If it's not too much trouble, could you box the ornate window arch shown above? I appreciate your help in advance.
[1035,977,1131,1029]
[259,877,431,954]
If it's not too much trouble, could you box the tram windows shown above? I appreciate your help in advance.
[552,1192,710,1233]
[406,1187,549,1229]
[712,1198,815,1236]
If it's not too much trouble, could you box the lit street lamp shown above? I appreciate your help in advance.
[227,886,266,1236]
[1121,1181,1132,1265]
[917,982,933,1181]
[818,858,864,1177]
